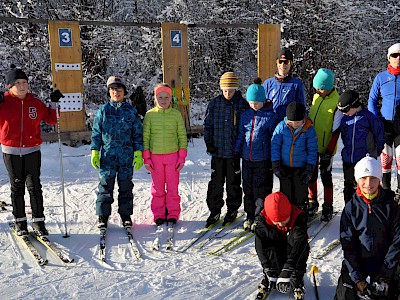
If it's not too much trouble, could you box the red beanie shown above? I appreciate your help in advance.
[264,192,291,222]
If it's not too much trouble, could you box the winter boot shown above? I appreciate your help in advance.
[307,198,319,216]
[32,221,48,236]
[205,211,220,227]
[291,273,305,300]
[155,218,165,226]
[15,219,28,236]
[223,209,238,226]
[98,215,109,230]
[120,215,132,230]
[243,219,254,231]
[320,204,333,222]
[167,218,177,225]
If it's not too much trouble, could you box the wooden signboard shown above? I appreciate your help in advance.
[161,23,190,132]
[258,24,281,81]
[48,20,85,132]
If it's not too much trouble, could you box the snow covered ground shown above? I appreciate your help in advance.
[0,137,353,299]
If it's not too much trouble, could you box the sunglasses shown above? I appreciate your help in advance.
[338,106,351,113]
[390,53,400,58]
[276,59,291,65]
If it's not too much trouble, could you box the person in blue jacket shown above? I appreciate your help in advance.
[204,72,249,227]
[271,102,318,211]
[91,76,144,230]
[338,90,385,203]
[335,155,400,300]
[368,42,400,194]
[235,78,278,231]
[263,48,306,122]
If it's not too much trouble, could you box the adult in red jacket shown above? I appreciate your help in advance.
[0,65,60,236]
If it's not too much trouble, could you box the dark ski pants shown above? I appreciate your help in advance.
[206,156,242,214]
[343,161,357,203]
[279,166,308,209]
[242,159,272,220]
[308,152,333,206]
[96,164,134,217]
[3,151,44,220]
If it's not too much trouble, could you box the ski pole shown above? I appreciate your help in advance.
[54,92,69,238]
[310,265,320,300]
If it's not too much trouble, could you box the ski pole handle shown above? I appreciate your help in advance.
[310,265,320,300]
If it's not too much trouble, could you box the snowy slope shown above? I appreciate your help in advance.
[0,137,349,299]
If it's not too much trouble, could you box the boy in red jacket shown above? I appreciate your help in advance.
[0,64,61,236]
[254,192,309,300]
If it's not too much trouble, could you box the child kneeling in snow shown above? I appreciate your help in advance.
[335,155,400,300]
[254,192,309,299]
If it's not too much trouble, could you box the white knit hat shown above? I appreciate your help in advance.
[354,154,382,181]
[387,43,400,60]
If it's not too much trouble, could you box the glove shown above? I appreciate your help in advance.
[91,150,100,170]
[372,277,389,297]
[145,164,154,172]
[272,161,286,180]
[276,265,294,294]
[50,89,64,102]
[176,163,184,171]
[319,153,332,174]
[300,163,314,184]
[132,150,143,170]
[206,144,217,155]
[0,92,4,104]
[263,268,278,291]
[176,149,187,171]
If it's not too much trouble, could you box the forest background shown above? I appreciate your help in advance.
[0,0,399,126]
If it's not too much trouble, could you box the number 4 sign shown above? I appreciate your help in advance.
[170,30,182,47]
[59,28,73,47]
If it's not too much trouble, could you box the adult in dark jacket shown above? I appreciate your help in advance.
[368,43,400,194]
[255,192,309,300]
[263,48,306,122]
[203,71,249,227]
[335,155,400,300]
[129,86,147,120]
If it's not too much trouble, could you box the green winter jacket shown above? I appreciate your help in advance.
[309,89,340,154]
[143,105,188,154]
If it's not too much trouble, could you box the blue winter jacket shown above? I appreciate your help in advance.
[368,70,400,120]
[271,117,318,168]
[234,105,278,161]
[91,100,143,166]
[204,91,249,158]
[263,76,306,121]
[340,188,400,284]
[340,108,384,164]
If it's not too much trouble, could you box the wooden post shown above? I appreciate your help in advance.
[258,24,281,81]
[48,20,86,132]
[161,23,190,132]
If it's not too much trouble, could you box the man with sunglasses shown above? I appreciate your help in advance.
[368,43,400,196]
[263,48,306,122]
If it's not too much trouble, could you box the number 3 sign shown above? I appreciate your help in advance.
[170,30,182,47]
[58,28,73,47]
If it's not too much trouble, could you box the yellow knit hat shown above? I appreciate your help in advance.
[219,72,239,90]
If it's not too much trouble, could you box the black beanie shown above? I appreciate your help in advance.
[277,48,294,61]
[338,90,360,110]
[6,64,28,87]
[286,102,305,121]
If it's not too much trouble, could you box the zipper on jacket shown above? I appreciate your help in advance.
[249,112,257,161]
[19,100,24,157]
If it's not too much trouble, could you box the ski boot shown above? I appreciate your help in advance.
[256,276,276,299]
[320,204,333,222]
[155,218,165,226]
[243,219,254,231]
[307,198,319,216]
[167,218,177,225]
[15,218,28,236]
[292,274,305,300]
[205,211,220,227]
[98,215,109,232]
[223,209,238,226]
[121,215,132,230]
[32,220,48,236]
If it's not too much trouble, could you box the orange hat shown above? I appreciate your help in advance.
[264,192,291,222]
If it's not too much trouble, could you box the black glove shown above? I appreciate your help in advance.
[50,89,64,102]
[319,153,332,174]
[372,276,389,297]
[206,144,217,155]
[272,161,286,180]
[0,92,4,104]
[300,163,314,184]
[276,263,294,294]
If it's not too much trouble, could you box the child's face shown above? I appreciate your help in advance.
[272,215,290,227]
[315,88,332,98]
[287,119,303,129]
[357,176,380,194]
[109,86,124,102]
[10,79,29,98]
[222,89,235,100]
[155,92,172,109]
[248,101,263,111]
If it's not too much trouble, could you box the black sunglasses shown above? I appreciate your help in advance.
[390,53,400,58]
[338,106,351,113]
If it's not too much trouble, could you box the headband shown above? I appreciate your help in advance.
[154,86,172,96]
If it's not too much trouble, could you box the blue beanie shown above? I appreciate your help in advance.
[313,68,334,90]
[246,84,266,102]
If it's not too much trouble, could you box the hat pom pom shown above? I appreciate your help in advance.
[253,77,262,85]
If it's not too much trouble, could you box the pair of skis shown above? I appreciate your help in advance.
[9,222,74,266]
[152,222,175,251]
[99,226,142,262]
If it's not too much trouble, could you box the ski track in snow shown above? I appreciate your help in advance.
[0,138,379,299]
